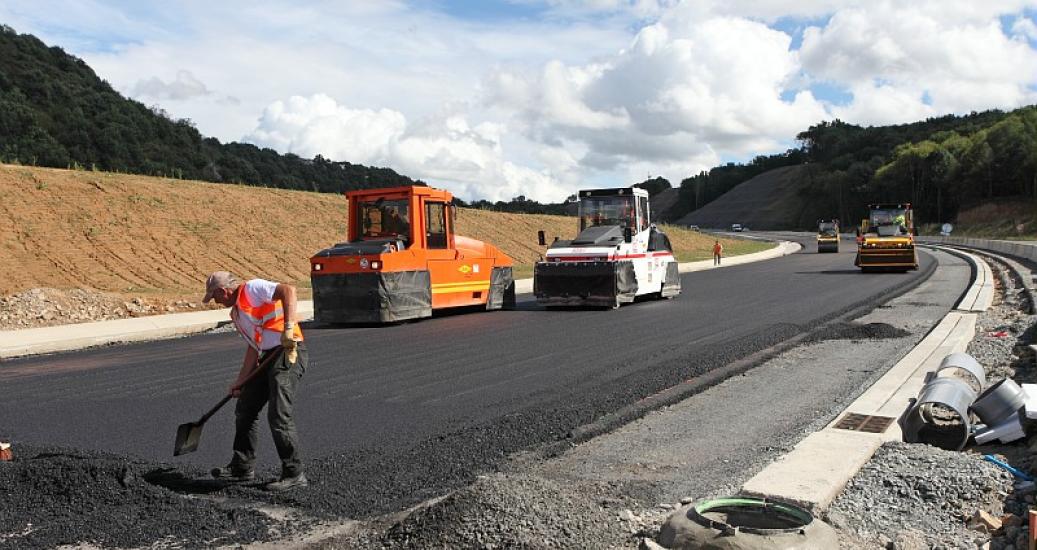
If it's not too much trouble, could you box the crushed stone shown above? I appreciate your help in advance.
[0,287,212,331]
[805,321,911,343]
[828,442,1013,549]
[327,473,640,549]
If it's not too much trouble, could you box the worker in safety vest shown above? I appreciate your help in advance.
[202,271,309,491]
[713,240,723,266]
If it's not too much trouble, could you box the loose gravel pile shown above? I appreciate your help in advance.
[0,287,209,330]
[828,442,1013,549]
[806,321,911,343]
[338,473,641,549]
[0,445,285,549]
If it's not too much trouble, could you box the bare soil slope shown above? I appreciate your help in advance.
[677,165,814,230]
[0,165,759,329]
[942,199,1036,239]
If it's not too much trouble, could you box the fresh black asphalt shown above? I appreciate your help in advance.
[0,237,935,524]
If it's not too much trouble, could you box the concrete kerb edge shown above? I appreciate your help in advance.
[918,243,993,312]
[0,303,314,360]
[737,252,978,515]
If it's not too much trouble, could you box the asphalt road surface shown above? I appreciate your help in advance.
[0,235,935,518]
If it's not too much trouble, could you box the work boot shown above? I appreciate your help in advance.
[211,465,255,482]
[266,472,308,492]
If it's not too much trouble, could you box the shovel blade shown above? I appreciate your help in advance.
[174,421,204,456]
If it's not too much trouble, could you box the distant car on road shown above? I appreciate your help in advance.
[731,223,744,232]
[688,225,700,231]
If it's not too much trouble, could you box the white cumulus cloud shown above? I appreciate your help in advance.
[246,94,570,202]
[131,70,211,101]
[6,0,1037,202]
[800,1,1037,121]
[486,10,828,185]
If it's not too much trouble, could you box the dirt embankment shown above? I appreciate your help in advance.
[931,199,1037,240]
[0,164,759,330]
[677,165,814,230]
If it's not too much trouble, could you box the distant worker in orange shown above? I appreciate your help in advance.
[713,240,723,266]
[202,271,309,492]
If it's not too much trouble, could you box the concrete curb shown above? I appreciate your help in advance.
[1,242,798,360]
[920,245,995,312]
[738,251,987,513]
[920,236,1037,264]
[0,302,314,359]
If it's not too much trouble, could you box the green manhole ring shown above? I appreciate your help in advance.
[689,496,814,536]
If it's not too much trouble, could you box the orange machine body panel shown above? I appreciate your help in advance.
[310,186,515,322]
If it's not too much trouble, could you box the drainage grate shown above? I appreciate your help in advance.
[834,413,895,433]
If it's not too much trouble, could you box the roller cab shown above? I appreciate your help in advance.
[311,186,515,324]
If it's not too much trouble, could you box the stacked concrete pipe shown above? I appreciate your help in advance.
[972,378,1028,444]
[902,352,1028,449]
[902,353,984,450]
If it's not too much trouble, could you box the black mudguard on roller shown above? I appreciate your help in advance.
[534,260,637,307]
[855,249,918,271]
[312,270,432,324]
[661,262,681,298]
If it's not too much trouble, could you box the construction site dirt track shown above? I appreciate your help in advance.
[0,235,934,548]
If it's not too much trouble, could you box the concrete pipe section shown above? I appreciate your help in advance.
[658,496,838,549]
[971,378,1026,426]
[935,352,985,394]
[901,377,976,451]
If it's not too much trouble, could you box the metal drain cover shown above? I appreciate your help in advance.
[834,413,894,433]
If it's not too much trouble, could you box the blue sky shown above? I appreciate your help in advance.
[2,0,1036,201]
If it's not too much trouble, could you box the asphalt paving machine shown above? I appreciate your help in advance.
[855,203,918,271]
[311,185,515,323]
[816,219,840,253]
[534,187,680,308]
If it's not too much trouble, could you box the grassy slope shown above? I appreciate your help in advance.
[0,164,768,298]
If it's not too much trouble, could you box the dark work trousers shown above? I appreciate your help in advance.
[231,342,307,477]
[714,253,722,266]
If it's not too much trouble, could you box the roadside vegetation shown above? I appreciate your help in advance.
[920,200,1037,240]
[669,107,1037,231]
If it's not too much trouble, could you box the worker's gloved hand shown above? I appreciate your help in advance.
[281,325,299,364]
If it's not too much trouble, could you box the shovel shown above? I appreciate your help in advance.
[173,350,281,456]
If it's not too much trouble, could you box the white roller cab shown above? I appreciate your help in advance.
[534,187,681,308]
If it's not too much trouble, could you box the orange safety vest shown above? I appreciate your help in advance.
[713,243,723,255]
[232,283,304,350]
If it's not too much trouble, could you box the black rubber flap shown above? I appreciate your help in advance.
[661,261,681,298]
[534,260,637,307]
[312,270,431,323]
[487,266,516,310]
[648,227,674,252]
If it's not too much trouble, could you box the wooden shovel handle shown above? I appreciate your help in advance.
[196,349,282,424]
